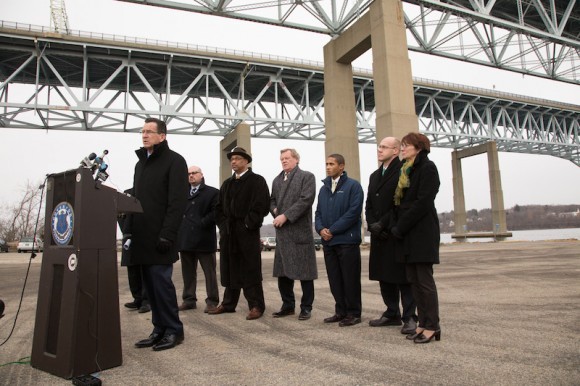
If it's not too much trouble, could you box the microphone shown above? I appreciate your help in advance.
[80,152,97,168]
[92,150,109,172]
[93,150,109,182]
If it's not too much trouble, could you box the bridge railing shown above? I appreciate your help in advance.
[0,20,327,68]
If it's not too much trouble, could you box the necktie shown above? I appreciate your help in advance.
[331,180,337,193]
[284,173,288,181]
[382,167,386,176]
[190,187,194,196]
[192,187,198,194]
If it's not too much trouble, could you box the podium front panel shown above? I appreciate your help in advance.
[31,168,122,379]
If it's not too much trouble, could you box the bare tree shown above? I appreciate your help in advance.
[0,181,45,242]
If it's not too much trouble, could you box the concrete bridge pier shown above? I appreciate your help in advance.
[323,0,418,181]
[451,141,512,241]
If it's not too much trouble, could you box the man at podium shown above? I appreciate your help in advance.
[126,117,189,351]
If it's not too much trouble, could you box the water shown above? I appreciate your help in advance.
[362,228,580,244]
[440,228,580,244]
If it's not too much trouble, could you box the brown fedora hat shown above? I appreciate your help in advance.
[226,146,252,163]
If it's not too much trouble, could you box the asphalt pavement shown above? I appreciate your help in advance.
[0,240,579,385]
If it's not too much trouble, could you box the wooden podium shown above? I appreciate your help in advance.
[31,167,142,379]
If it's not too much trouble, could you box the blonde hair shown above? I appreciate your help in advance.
[280,148,300,163]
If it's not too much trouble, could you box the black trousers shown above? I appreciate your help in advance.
[180,251,220,307]
[406,263,440,330]
[278,276,315,312]
[141,264,183,336]
[221,283,265,312]
[127,264,149,306]
[379,281,417,322]
[323,244,362,317]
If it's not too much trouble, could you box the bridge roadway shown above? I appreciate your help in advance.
[1,240,579,384]
[0,22,579,165]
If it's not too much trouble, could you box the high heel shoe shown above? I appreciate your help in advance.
[414,329,441,344]
[405,329,424,341]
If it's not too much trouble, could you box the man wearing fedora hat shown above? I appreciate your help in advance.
[210,146,270,320]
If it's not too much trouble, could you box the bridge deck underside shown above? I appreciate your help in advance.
[0,30,578,165]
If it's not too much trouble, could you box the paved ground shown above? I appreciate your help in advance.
[1,240,579,385]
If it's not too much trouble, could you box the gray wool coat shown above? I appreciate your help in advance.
[270,166,318,280]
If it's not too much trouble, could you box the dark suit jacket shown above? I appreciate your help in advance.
[394,151,441,264]
[365,157,407,283]
[128,140,189,265]
[177,181,219,253]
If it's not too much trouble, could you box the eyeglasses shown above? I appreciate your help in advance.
[188,171,200,175]
[377,145,397,150]
[140,129,160,135]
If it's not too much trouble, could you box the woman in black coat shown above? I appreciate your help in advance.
[391,132,441,344]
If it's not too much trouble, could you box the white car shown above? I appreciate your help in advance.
[17,237,43,253]
[260,237,276,251]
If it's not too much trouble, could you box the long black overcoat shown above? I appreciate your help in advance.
[365,157,408,283]
[177,181,219,253]
[393,151,440,264]
[216,169,270,289]
[128,140,189,265]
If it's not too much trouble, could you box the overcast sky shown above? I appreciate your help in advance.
[1,0,579,217]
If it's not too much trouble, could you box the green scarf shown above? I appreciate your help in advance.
[394,159,414,205]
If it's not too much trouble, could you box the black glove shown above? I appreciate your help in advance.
[391,226,403,239]
[156,237,172,253]
[368,222,384,235]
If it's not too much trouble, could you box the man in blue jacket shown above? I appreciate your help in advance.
[315,154,364,327]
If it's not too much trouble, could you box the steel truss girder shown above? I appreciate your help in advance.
[115,0,580,84]
[117,0,375,35]
[0,28,578,165]
[404,0,579,84]
[414,79,580,165]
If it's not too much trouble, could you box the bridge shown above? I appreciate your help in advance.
[0,21,578,165]
[119,0,579,85]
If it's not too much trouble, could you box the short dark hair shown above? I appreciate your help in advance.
[144,117,167,134]
[401,132,431,153]
[328,153,345,165]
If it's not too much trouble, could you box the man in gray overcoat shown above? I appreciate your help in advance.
[270,148,317,321]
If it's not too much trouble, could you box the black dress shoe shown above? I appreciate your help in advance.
[323,314,345,323]
[298,310,311,320]
[153,333,184,351]
[339,315,362,327]
[272,308,295,318]
[124,301,140,310]
[138,304,151,313]
[135,332,163,348]
[401,319,417,334]
[368,316,402,327]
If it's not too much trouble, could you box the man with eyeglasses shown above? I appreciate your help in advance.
[365,136,417,334]
[176,166,220,313]
[209,147,270,321]
[127,117,189,351]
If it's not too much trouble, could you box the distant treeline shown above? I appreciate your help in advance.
[258,205,580,237]
[438,204,580,233]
